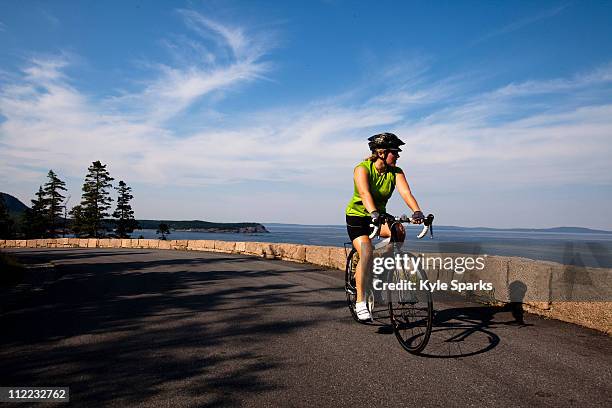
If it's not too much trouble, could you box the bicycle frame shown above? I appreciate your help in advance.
[365,214,433,301]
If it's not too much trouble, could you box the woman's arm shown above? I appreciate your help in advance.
[396,172,421,212]
[354,166,377,214]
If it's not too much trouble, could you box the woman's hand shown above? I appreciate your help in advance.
[412,210,425,224]
[370,211,381,226]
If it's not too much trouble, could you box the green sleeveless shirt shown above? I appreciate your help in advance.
[345,160,403,217]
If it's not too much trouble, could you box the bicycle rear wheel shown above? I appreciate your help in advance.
[388,265,433,353]
[345,248,361,323]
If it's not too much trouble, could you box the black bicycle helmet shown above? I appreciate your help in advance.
[367,132,405,152]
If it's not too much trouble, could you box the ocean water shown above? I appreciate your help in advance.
[132,224,612,268]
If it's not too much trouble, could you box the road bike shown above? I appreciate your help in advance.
[344,213,435,354]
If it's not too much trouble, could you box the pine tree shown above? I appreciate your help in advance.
[22,186,48,238]
[43,170,67,237]
[69,204,85,237]
[72,161,114,238]
[0,195,15,239]
[112,181,139,238]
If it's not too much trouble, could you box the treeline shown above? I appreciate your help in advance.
[0,160,139,239]
[137,220,263,229]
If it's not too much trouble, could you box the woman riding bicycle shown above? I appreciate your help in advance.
[345,132,424,322]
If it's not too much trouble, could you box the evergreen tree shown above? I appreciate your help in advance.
[0,195,15,239]
[71,161,114,237]
[69,204,85,237]
[156,223,170,240]
[22,186,48,238]
[43,170,67,237]
[112,181,139,238]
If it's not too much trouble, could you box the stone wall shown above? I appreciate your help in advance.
[1,238,610,334]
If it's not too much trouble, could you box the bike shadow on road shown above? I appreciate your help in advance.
[423,301,533,358]
[368,297,532,358]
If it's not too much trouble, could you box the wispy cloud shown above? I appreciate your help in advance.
[108,10,274,124]
[3,51,611,190]
[0,21,6,32]
[178,10,251,61]
[38,8,60,28]
[488,63,612,98]
[470,3,570,47]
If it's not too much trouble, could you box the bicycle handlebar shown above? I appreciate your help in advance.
[368,213,435,240]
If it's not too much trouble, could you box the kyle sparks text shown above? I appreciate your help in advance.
[373,279,493,293]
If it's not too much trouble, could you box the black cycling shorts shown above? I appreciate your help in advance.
[346,215,374,242]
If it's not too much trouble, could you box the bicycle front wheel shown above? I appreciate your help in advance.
[388,265,433,354]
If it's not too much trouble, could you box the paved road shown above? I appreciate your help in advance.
[1,248,611,407]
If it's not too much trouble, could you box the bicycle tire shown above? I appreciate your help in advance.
[388,263,433,353]
[345,248,361,323]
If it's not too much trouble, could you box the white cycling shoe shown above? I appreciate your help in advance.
[355,301,372,322]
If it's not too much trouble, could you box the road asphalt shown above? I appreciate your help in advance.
[1,248,611,407]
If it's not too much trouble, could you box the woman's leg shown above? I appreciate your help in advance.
[351,222,402,303]
[352,235,372,303]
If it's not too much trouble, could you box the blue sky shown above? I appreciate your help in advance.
[1,1,611,228]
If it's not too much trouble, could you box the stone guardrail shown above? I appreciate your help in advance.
[1,238,610,334]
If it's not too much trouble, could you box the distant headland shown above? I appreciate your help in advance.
[137,220,269,234]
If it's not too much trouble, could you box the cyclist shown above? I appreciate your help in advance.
[345,132,424,322]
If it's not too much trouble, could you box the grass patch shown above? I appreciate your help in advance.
[0,252,25,287]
